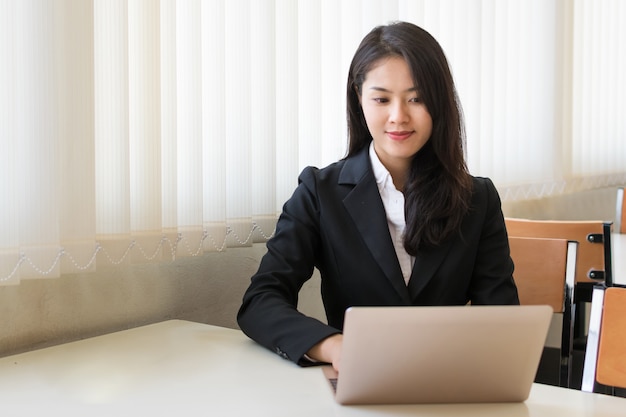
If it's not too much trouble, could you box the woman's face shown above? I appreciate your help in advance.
[359,56,433,174]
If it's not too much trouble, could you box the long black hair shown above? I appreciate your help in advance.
[346,21,473,254]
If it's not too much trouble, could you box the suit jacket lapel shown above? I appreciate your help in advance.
[339,149,411,304]
[407,238,454,301]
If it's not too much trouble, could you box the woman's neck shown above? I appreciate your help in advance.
[388,167,408,192]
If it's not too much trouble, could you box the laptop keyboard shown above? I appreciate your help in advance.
[329,378,338,392]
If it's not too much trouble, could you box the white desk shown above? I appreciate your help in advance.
[0,320,624,416]
[612,233,625,285]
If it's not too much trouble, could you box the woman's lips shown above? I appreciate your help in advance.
[387,131,413,141]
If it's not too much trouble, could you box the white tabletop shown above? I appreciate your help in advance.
[612,233,625,285]
[0,320,624,416]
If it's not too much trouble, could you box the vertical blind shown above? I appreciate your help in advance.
[1,0,625,284]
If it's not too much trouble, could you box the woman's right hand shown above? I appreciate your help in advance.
[307,333,343,372]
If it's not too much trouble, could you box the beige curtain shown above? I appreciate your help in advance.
[1,0,625,285]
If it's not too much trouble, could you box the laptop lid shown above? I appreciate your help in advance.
[329,305,552,405]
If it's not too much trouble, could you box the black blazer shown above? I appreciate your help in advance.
[237,147,519,365]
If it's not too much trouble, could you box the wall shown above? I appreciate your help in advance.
[0,186,621,358]
[0,243,325,357]
[501,186,619,222]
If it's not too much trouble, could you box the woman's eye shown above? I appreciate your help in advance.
[409,97,422,103]
[373,98,388,104]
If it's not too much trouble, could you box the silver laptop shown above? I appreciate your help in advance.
[323,305,552,405]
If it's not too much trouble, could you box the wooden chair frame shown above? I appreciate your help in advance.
[505,218,613,287]
[581,284,626,395]
[508,236,577,388]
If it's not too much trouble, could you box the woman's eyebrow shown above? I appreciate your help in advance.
[368,86,419,93]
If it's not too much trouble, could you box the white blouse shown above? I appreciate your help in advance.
[369,143,415,285]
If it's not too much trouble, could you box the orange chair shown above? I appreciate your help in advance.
[505,218,613,287]
[508,236,577,388]
[505,218,614,388]
[581,285,626,395]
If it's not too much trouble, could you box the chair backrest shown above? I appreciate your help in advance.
[596,287,626,388]
[617,187,625,234]
[581,285,626,393]
[509,236,575,312]
[505,218,613,286]
[508,236,577,388]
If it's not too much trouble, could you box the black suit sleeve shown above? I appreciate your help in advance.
[237,167,340,365]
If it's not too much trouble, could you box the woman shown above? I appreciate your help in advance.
[237,21,519,371]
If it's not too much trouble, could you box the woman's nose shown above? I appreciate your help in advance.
[389,101,409,124]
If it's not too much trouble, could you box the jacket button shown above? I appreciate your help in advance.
[275,347,289,360]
